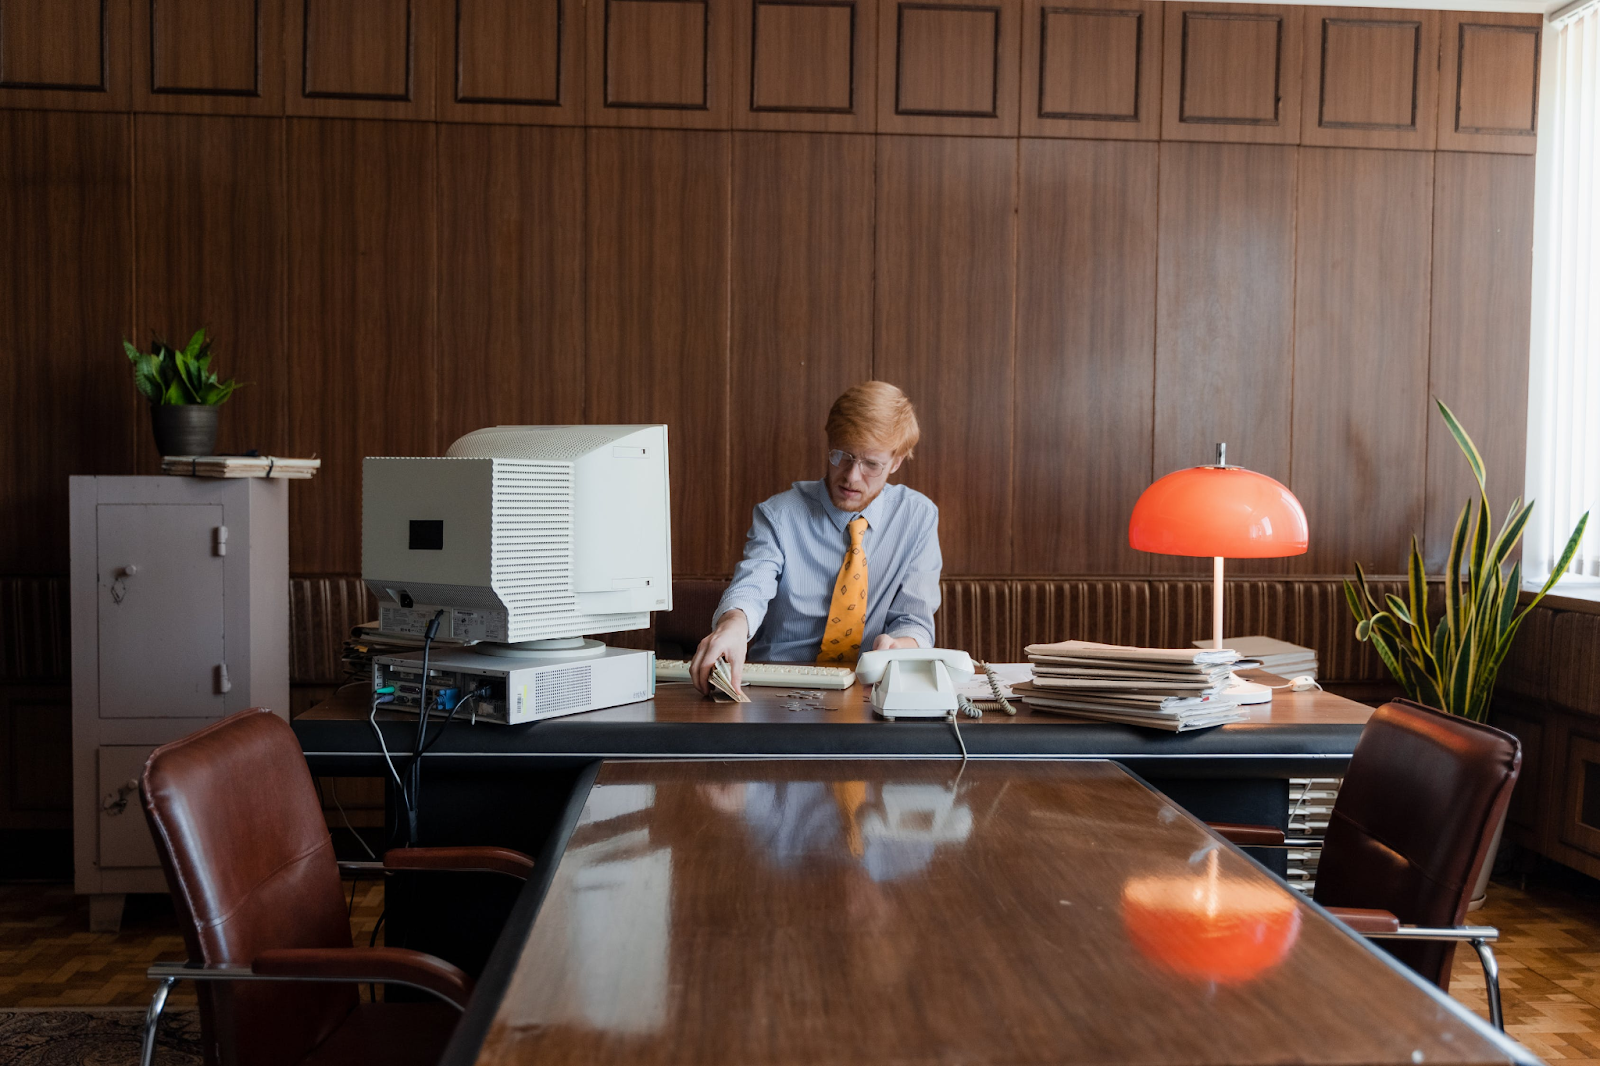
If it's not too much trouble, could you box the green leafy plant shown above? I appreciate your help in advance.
[123,329,244,406]
[1345,400,1588,722]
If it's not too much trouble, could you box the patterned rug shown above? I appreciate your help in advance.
[0,1008,203,1065]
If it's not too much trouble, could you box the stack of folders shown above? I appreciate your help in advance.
[1192,635,1317,680]
[341,621,470,681]
[1012,640,1254,732]
[162,455,321,479]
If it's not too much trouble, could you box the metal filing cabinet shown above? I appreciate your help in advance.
[70,476,289,930]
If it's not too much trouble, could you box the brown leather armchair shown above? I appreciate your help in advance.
[1211,698,1520,1029]
[138,708,535,1066]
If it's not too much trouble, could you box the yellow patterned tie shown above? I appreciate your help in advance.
[818,516,868,663]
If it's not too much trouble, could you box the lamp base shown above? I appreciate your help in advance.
[1222,675,1273,705]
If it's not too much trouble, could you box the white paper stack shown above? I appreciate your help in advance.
[162,455,321,479]
[1192,635,1317,680]
[1014,639,1254,731]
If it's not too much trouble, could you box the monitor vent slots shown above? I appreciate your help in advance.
[491,462,576,639]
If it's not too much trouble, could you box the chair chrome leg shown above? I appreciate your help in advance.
[141,976,176,1066]
[1470,938,1503,1032]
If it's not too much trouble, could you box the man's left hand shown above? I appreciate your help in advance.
[871,634,921,652]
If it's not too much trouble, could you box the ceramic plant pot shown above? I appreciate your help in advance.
[150,404,219,457]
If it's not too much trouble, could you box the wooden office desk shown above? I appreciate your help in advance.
[295,670,1373,777]
[446,760,1530,1066]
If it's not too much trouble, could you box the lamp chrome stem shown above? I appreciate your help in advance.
[1213,556,1225,651]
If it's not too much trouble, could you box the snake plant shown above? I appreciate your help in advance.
[124,329,243,406]
[1345,399,1588,722]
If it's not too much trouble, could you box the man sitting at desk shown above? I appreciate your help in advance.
[689,381,942,695]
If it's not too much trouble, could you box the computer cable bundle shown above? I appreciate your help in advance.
[366,610,494,848]
[405,611,445,845]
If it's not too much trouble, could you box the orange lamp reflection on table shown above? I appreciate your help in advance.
[1121,850,1302,985]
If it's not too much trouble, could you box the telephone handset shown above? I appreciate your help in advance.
[855,648,975,720]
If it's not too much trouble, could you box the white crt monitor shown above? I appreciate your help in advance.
[362,425,672,645]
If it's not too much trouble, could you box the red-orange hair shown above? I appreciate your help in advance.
[825,381,920,460]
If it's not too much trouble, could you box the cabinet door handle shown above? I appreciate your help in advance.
[216,662,231,694]
[102,778,139,817]
[110,565,138,604]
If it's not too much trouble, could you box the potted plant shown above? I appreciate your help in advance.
[1345,400,1587,721]
[1346,399,1587,904]
[124,329,245,457]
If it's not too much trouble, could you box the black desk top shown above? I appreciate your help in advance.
[294,671,1373,776]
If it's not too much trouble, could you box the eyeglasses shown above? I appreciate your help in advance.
[827,449,888,478]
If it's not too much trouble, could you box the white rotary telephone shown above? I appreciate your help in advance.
[855,648,975,720]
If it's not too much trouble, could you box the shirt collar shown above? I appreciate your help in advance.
[808,480,891,533]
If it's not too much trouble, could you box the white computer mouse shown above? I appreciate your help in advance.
[1289,675,1321,692]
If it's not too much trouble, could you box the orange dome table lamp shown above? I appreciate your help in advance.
[1128,444,1309,704]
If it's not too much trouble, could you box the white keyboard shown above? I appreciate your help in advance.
[655,659,857,690]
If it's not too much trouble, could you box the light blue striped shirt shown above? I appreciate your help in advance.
[713,480,942,662]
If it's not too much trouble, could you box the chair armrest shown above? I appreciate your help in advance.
[1208,822,1287,847]
[253,947,473,1009]
[384,846,535,880]
[1361,924,1499,943]
[1325,907,1402,935]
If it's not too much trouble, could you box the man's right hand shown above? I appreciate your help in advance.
[689,610,750,696]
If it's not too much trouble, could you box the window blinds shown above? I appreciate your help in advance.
[1526,4,1600,578]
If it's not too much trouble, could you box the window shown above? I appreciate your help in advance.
[1526,0,1600,579]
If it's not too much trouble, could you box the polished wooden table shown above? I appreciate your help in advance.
[295,670,1373,777]
[442,760,1531,1066]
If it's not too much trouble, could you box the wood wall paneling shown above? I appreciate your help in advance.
[734,0,875,131]
[1014,139,1158,573]
[1437,11,1541,155]
[586,129,731,573]
[286,119,438,573]
[588,0,733,127]
[1161,2,1301,144]
[439,0,584,123]
[133,0,285,113]
[0,690,72,831]
[729,132,874,557]
[1020,0,1161,140]
[1290,147,1433,575]
[288,0,437,119]
[0,111,134,574]
[132,114,288,474]
[437,124,586,444]
[879,0,1019,135]
[875,136,1015,574]
[1301,7,1437,150]
[0,0,131,110]
[1152,141,1296,575]
[1424,152,1535,570]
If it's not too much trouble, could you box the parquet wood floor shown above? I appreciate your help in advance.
[0,868,1595,1063]
[1452,869,1600,1063]
[0,880,385,1009]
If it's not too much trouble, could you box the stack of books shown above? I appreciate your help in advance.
[1012,640,1254,731]
[1192,636,1317,680]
